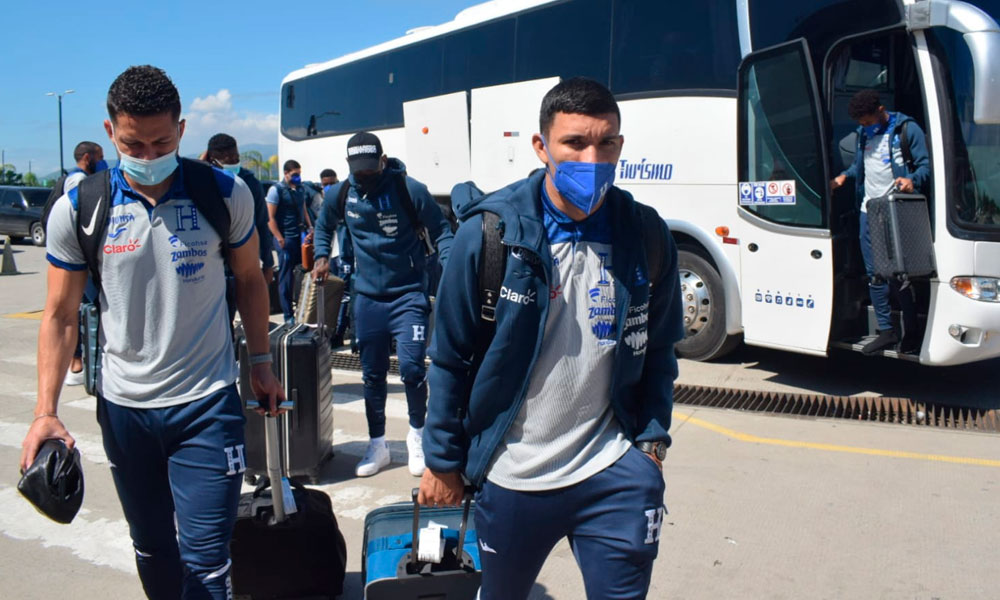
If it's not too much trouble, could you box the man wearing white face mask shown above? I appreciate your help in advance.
[419,78,684,599]
[22,65,285,600]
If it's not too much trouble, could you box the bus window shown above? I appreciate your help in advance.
[442,18,515,93]
[514,0,611,85]
[740,41,828,228]
[610,0,740,94]
[748,0,901,54]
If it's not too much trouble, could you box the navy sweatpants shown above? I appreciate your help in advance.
[475,446,667,599]
[96,385,247,600]
[353,290,430,438]
[276,234,302,322]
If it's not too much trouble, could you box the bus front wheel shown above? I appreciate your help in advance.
[674,249,740,361]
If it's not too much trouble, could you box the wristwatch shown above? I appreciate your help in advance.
[636,441,667,461]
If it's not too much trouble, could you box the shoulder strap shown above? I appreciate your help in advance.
[180,158,230,259]
[473,210,507,369]
[42,175,69,232]
[638,203,665,290]
[394,174,421,228]
[337,181,351,221]
[898,120,915,172]
[75,170,112,287]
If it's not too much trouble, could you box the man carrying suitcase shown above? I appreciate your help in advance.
[312,132,454,478]
[419,78,684,599]
[20,65,284,600]
[831,89,931,354]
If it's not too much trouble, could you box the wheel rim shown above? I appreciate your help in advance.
[679,268,713,337]
[32,226,44,245]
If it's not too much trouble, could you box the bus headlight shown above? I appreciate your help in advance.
[950,277,1000,302]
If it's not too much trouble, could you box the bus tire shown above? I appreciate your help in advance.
[674,249,740,361]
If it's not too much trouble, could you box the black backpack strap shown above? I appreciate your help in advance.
[394,174,422,229]
[638,203,665,290]
[75,170,112,287]
[42,174,69,233]
[337,181,351,224]
[471,210,507,376]
[898,120,915,173]
[180,158,230,259]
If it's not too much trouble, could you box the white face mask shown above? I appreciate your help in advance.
[111,124,180,186]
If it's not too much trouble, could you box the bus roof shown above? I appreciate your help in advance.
[282,0,558,85]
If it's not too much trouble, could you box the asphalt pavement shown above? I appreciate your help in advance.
[1,241,998,599]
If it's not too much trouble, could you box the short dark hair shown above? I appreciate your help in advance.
[207,133,237,156]
[107,65,182,123]
[283,159,301,173]
[320,168,337,179]
[539,77,621,138]
[848,90,882,120]
[73,141,102,162]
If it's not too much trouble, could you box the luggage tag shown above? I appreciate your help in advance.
[417,521,446,563]
[280,477,298,515]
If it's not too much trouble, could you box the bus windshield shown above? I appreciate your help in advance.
[933,12,1000,231]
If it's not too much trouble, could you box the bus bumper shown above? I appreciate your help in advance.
[923,280,1000,366]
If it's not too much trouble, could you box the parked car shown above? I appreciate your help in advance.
[0,186,51,246]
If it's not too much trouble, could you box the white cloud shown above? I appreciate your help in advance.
[181,88,278,155]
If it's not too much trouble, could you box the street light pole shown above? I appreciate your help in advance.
[46,89,75,175]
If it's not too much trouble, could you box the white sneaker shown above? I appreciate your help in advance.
[64,369,85,387]
[406,427,426,477]
[355,439,390,477]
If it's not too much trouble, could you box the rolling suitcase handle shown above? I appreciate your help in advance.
[408,488,474,571]
[265,415,287,523]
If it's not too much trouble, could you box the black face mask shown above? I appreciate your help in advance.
[353,172,380,194]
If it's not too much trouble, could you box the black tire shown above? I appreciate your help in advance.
[674,248,741,361]
[30,222,45,247]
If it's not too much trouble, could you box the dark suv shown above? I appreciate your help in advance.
[0,186,51,246]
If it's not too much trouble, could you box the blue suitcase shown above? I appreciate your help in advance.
[362,489,481,599]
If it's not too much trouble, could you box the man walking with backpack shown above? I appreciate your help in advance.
[20,65,284,600]
[418,78,684,599]
[312,132,453,478]
[266,159,313,324]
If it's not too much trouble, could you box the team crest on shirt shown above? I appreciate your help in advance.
[588,286,616,346]
[376,212,399,236]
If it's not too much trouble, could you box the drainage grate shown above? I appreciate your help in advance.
[673,384,1000,433]
[330,351,401,375]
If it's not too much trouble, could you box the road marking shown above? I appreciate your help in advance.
[3,310,43,320]
[674,412,1000,468]
[0,419,109,465]
[0,486,135,573]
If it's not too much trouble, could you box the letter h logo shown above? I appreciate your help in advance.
[175,205,200,231]
[224,444,247,475]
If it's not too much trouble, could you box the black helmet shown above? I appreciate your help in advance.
[17,439,84,524]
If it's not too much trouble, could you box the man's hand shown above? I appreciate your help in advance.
[894,177,914,193]
[830,174,847,190]
[262,266,274,284]
[313,257,330,282]
[20,416,74,473]
[250,363,287,416]
[418,469,464,507]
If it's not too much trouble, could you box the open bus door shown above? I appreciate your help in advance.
[403,91,472,196]
[736,39,835,356]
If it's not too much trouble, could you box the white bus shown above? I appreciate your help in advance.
[278,0,1000,366]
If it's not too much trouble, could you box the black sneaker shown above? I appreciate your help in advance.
[862,329,898,355]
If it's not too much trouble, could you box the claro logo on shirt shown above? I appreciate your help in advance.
[103,238,142,254]
[500,286,536,306]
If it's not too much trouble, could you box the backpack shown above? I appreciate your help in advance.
[897,120,916,173]
[336,173,436,255]
[459,183,667,366]
[41,173,71,234]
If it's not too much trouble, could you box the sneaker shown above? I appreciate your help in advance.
[406,427,426,477]
[64,369,85,387]
[355,439,390,477]
[862,328,898,355]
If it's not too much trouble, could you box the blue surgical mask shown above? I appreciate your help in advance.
[93,159,108,173]
[112,125,179,186]
[221,163,241,175]
[863,117,889,138]
[541,137,616,216]
[290,174,301,185]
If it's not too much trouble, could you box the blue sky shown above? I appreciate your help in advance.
[0,0,479,177]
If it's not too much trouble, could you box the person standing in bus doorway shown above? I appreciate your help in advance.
[831,89,930,354]
[21,65,285,600]
[312,132,454,477]
[418,78,684,599]
[266,159,313,324]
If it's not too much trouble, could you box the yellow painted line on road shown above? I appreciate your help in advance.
[3,310,43,320]
[674,411,1000,468]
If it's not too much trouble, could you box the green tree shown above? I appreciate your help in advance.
[0,164,23,186]
[23,172,39,186]
[240,150,264,179]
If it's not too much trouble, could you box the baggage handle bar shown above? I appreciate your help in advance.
[409,487,474,569]
[264,415,286,523]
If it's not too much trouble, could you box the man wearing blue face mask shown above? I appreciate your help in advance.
[265,159,313,324]
[419,77,684,599]
[23,65,285,599]
[831,89,930,354]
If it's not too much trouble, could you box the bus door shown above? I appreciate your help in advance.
[470,77,559,192]
[737,39,835,356]
[403,91,472,196]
